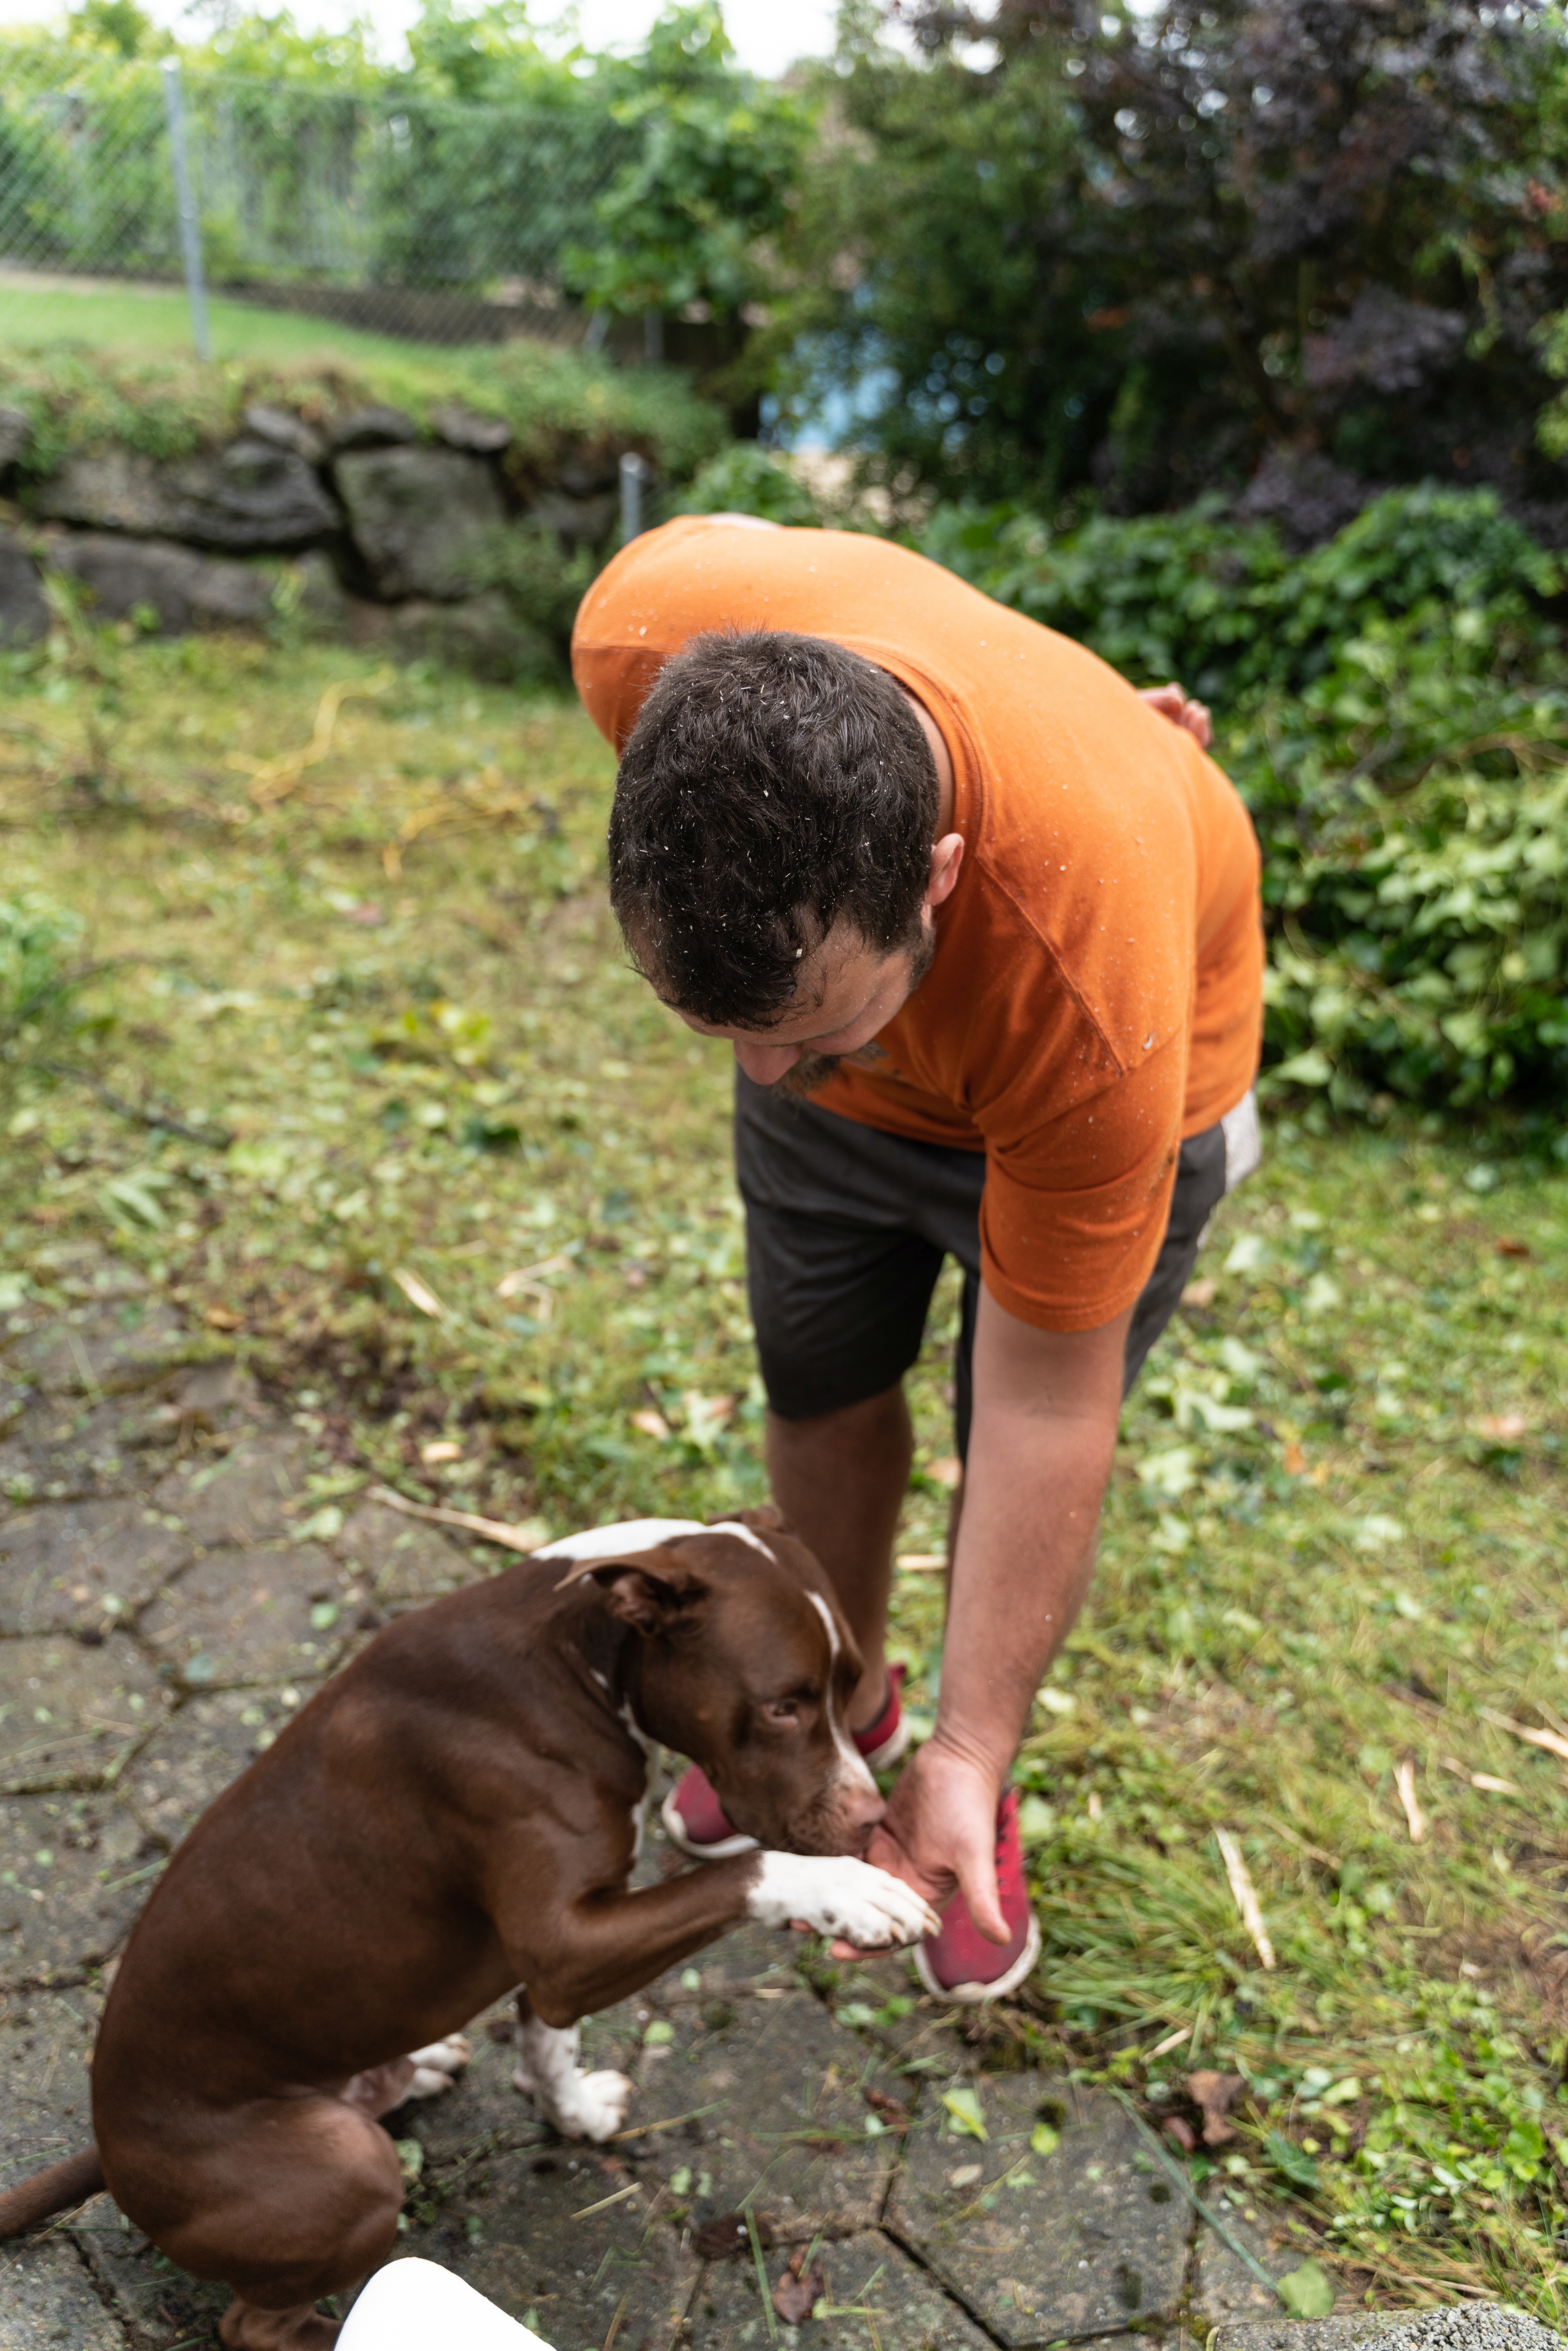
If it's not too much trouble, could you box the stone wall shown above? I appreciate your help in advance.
[0,395,632,680]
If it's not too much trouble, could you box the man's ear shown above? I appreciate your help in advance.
[554,1547,709,1635]
[708,1503,793,1536]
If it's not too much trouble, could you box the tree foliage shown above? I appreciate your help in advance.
[562,5,812,322]
[771,1,1568,514]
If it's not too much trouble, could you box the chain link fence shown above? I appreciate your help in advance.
[0,40,634,348]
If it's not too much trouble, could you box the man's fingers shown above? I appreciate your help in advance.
[954,1843,1009,1945]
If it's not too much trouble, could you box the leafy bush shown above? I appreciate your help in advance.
[917,485,1568,1120]
[470,522,596,652]
[911,484,1561,707]
[677,441,822,526]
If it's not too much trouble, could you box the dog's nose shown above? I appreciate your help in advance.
[842,1784,885,1836]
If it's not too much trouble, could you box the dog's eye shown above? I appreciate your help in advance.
[761,1698,805,1728]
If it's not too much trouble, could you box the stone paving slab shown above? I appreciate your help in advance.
[0,1634,170,1794]
[1,1985,100,2184]
[0,1792,156,1987]
[420,2145,701,2351]
[632,1982,902,2242]
[69,2193,230,2351]
[0,1500,191,1637]
[0,2233,128,2350]
[138,1539,349,1688]
[1195,2182,1305,2328]
[687,2230,998,2351]
[0,1394,179,1510]
[14,1304,192,1398]
[115,1688,299,1849]
[150,1432,310,1549]
[889,2070,1190,2344]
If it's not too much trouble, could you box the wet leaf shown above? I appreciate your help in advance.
[942,2084,987,2141]
[1277,2260,1335,2318]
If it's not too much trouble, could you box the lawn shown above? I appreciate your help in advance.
[0,272,473,367]
[2,621,1566,2318]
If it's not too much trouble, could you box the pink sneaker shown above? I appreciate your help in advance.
[913,1786,1041,2004]
[661,1666,909,1860]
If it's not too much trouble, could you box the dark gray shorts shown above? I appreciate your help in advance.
[735,1071,1259,1458]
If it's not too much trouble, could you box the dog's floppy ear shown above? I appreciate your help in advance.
[708,1503,794,1536]
[554,1545,710,1635]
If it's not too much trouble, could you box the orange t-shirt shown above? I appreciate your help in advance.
[573,518,1263,1331]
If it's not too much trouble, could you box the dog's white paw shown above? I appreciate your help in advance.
[512,2059,634,2142]
[565,2068,636,2143]
[404,2033,472,2097]
[746,1852,941,1947]
[512,2015,634,2142]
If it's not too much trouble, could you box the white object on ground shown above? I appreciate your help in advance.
[340,2257,553,2350]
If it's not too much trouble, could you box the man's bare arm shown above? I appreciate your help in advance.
[864,1290,1129,1939]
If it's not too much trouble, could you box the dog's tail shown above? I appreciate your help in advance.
[0,2147,105,2237]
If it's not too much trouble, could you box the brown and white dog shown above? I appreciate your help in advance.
[0,1509,937,2349]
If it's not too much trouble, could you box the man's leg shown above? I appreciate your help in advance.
[734,1071,987,1733]
[767,1385,912,1731]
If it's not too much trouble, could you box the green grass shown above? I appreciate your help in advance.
[0,276,465,367]
[1,621,1566,2318]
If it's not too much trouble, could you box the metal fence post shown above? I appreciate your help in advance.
[161,59,212,361]
[620,451,648,542]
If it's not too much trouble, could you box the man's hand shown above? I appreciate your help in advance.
[867,1734,1009,1938]
[818,1738,1003,1960]
[1140,681,1212,750]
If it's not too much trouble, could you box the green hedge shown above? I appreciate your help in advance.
[909,485,1568,1125]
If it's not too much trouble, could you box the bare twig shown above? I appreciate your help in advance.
[1215,1828,1276,1970]
[1394,1758,1427,1844]
[1480,1708,1568,1764]
[369,1485,545,1557]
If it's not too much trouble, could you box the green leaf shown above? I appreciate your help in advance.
[642,2018,674,2045]
[942,2085,988,2141]
[1030,2122,1060,2156]
[1266,2130,1320,2192]
[298,1507,345,1545]
[1277,2260,1335,2318]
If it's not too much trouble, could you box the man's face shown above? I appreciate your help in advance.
[663,914,932,1092]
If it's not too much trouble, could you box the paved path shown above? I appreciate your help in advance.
[1,1260,1300,2349]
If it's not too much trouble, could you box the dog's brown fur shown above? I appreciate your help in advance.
[0,1511,911,2349]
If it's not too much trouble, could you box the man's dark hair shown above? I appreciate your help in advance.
[607,630,940,1029]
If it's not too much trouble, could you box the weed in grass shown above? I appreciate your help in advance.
[0,635,1565,2315]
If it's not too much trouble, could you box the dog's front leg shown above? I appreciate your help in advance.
[500,1850,938,2143]
[511,1994,633,2143]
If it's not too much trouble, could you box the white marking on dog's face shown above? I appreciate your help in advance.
[532,1517,709,1563]
[708,1519,775,1559]
[805,1591,877,1800]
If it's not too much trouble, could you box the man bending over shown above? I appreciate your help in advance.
[572,517,1263,2001]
